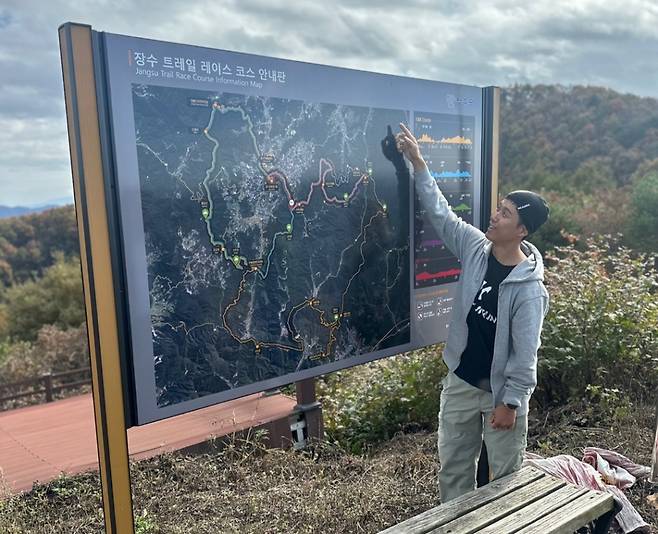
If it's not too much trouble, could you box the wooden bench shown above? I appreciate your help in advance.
[379,466,617,534]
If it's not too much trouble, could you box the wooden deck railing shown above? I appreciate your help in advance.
[0,367,91,409]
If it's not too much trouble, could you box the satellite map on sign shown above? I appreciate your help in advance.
[132,85,411,407]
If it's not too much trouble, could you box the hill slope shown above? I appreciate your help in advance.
[500,84,658,191]
[0,205,79,286]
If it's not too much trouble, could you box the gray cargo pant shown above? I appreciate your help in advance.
[438,371,528,503]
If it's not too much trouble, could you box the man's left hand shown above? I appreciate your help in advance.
[490,405,516,430]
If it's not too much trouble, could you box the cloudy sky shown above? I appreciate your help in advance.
[1,0,658,206]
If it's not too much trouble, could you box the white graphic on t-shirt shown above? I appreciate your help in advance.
[474,305,496,323]
[473,280,496,323]
[477,280,492,301]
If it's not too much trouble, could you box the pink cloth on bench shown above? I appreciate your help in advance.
[522,454,649,533]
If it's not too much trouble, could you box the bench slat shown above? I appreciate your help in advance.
[477,484,589,533]
[429,475,566,533]
[378,466,546,534]
[515,491,615,534]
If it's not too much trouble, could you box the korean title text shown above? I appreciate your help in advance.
[130,51,286,89]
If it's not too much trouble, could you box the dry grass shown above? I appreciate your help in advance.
[0,432,439,534]
[0,406,656,533]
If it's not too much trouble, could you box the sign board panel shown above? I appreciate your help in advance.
[95,32,492,424]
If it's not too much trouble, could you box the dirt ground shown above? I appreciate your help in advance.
[0,403,656,533]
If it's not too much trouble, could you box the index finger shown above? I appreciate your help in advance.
[399,122,414,137]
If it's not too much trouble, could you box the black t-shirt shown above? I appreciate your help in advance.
[455,253,516,392]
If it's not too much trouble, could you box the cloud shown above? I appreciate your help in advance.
[1,0,658,204]
[0,10,12,30]
[0,115,72,205]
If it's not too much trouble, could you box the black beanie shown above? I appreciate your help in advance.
[505,190,550,235]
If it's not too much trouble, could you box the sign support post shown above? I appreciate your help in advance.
[483,86,501,223]
[59,22,135,534]
[294,378,324,444]
[477,86,501,487]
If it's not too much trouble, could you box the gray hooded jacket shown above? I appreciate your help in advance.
[414,167,549,416]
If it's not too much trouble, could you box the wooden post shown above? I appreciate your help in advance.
[295,377,317,405]
[43,374,54,403]
[294,377,324,443]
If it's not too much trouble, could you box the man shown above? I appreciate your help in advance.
[391,123,550,502]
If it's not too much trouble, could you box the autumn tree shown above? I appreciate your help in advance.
[1,254,84,341]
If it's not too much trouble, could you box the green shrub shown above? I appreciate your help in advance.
[0,324,88,386]
[318,348,446,453]
[0,339,9,367]
[519,187,631,255]
[625,171,658,252]
[537,236,658,407]
[134,510,160,534]
[1,253,84,341]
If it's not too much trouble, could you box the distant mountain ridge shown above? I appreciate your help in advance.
[0,205,55,218]
[0,197,74,219]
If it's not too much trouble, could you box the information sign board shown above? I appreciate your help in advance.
[98,32,494,424]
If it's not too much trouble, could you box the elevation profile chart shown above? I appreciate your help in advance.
[414,112,475,288]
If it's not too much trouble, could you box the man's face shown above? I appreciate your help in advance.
[485,198,528,244]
